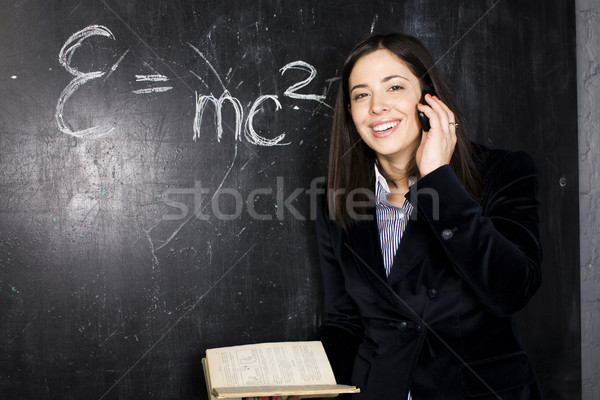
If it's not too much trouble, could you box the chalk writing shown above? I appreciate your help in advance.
[244,95,286,146]
[133,87,173,94]
[56,25,127,139]
[135,74,169,82]
[193,91,244,143]
[133,74,173,94]
[56,25,334,145]
[280,61,328,106]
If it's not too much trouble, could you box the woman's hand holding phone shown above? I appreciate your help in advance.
[415,93,457,177]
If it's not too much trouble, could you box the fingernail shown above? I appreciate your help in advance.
[433,96,439,100]
[418,103,423,106]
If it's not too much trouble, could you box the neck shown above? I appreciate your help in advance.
[377,156,411,195]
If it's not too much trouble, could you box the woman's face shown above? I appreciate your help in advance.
[348,49,423,167]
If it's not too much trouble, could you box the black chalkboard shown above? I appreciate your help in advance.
[0,1,579,399]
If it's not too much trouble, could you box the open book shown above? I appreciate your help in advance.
[202,341,360,399]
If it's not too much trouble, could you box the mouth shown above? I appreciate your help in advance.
[371,120,400,137]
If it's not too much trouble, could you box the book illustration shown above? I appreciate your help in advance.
[236,349,258,365]
[236,350,263,385]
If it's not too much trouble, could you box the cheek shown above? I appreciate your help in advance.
[350,107,367,129]
[349,105,359,120]
[399,98,419,114]
[398,102,420,127]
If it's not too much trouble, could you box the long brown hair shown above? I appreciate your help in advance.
[327,33,482,228]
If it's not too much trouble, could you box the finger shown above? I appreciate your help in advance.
[429,95,455,118]
[418,105,447,137]
[416,104,443,139]
[424,95,452,129]
[424,95,458,143]
[419,97,447,132]
[418,96,456,148]
[433,97,458,146]
[425,94,455,120]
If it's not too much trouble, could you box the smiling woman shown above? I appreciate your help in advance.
[348,49,425,192]
[313,33,543,400]
[327,34,481,228]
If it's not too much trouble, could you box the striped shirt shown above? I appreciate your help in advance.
[374,164,414,277]
[374,165,415,399]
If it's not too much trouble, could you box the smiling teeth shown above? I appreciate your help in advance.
[373,121,399,132]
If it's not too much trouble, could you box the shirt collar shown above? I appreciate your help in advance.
[374,163,392,206]
[374,163,390,193]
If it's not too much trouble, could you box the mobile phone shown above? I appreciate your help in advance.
[418,91,437,132]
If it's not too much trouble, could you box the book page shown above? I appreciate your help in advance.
[205,341,336,389]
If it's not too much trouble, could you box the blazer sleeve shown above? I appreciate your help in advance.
[312,192,364,384]
[407,150,542,317]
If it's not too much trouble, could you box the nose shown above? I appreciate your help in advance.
[369,93,390,115]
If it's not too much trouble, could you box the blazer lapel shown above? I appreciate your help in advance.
[343,207,430,321]
[344,207,388,283]
[387,211,435,285]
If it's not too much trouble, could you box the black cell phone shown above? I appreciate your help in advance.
[417,91,437,132]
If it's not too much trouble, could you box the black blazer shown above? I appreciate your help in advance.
[314,145,543,399]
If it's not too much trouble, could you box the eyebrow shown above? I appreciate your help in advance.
[350,75,409,93]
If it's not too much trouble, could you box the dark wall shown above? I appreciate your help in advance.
[0,1,579,399]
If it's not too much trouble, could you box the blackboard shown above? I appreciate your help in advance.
[0,1,580,399]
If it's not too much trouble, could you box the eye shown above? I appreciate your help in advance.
[353,92,369,101]
[389,85,404,92]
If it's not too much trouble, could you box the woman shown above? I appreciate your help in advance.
[313,33,543,399]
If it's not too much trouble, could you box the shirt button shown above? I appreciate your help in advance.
[428,288,439,299]
[399,321,408,330]
[441,229,454,240]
